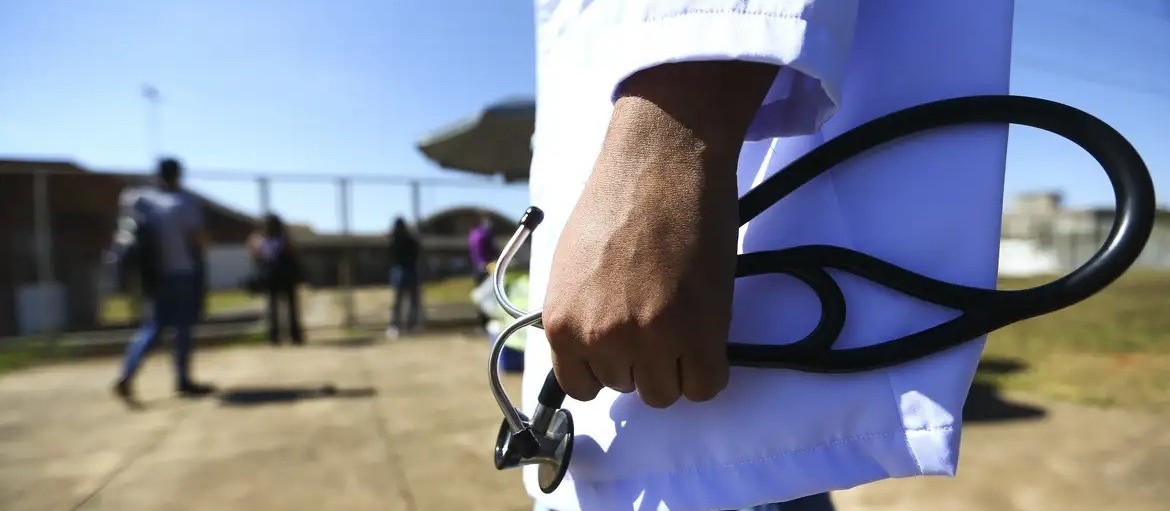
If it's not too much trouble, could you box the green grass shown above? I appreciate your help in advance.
[37,271,1170,411]
[980,270,1170,411]
[6,275,488,376]
[0,331,272,376]
[100,289,259,324]
[99,276,497,325]
[0,339,59,375]
[421,276,479,304]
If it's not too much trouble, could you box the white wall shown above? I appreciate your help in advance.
[206,244,253,290]
[16,282,67,335]
[998,238,1060,278]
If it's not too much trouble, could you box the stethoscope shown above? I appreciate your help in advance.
[486,95,1157,494]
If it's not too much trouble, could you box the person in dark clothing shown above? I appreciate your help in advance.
[247,213,305,345]
[386,217,421,339]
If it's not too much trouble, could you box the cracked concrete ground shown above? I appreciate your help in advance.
[1,334,1168,511]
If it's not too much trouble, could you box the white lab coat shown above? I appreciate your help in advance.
[523,2,1015,510]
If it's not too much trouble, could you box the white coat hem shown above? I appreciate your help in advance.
[528,425,958,511]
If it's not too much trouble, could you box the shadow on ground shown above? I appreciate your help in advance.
[217,384,378,407]
[963,357,1046,422]
[314,336,381,349]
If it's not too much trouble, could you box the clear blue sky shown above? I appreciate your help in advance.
[2,0,1167,234]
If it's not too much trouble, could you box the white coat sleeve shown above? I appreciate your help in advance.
[545,0,859,139]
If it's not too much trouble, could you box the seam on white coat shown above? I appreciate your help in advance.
[643,9,804,24]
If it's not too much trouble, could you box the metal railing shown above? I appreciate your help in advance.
[0,163,530,341]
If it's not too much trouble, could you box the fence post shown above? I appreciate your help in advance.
[338,177,356,329]
[33,170,54,284]
[410,180,422,226]
[409,179,426,326]
[32,170,64,340]
[257,176,271,214]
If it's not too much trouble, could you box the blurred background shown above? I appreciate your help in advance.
[0,1,1168,511]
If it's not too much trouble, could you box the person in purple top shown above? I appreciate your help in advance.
[468,214,498,330]
[468,214,498,285]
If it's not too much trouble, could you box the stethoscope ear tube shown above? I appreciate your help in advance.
[742,96,1155,318]
[486,94,1157,493]
[725,95,1155,371]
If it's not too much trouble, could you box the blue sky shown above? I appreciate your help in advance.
[1,0,1167,234]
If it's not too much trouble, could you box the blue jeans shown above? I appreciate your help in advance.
[390,267,420,329]
[533,492,834,511]
[119,272,197,386]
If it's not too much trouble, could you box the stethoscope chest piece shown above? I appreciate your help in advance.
[493,408,575,494]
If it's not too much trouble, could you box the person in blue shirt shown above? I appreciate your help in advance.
[113,158,216,405]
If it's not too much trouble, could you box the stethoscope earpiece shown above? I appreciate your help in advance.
[487,95,1156,493]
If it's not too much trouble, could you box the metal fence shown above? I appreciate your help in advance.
[5,162,1167,343]
[998,214,1170,278]
[0,164,531,341]
[1041,227,1169,271]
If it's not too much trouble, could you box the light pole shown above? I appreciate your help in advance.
[142,84,161,162]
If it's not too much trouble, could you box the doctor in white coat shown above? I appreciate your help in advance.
[523,1,1016,510]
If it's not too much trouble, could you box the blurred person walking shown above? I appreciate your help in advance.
[386,217,421,340]
[247,213,305,346]
[112,158,215,405]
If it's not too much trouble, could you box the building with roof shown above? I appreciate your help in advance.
[289,206,524,287]
[0,159,256,336]
[998,191,1170,276]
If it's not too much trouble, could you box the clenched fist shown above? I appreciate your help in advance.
[541,61,779,408]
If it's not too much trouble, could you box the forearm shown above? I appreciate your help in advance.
[588,60,779,235]
[612,61,779,159]
[547,61,778,405]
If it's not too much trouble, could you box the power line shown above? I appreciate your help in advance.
[1013,52,1170,99]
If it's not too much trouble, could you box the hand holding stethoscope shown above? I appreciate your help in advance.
[487,95,1157,494]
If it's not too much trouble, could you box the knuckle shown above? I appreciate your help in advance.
[590,363,618,383]
[564,380,601,402]
[681,354,729,403]
[639,389,680,409]
[599,373,635,393]
[584,319,633,345]
[635,308,675,335]
[588,355,634,394]
[542,308,573,340]
[583,326,638,369]
[682,381,723,402]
